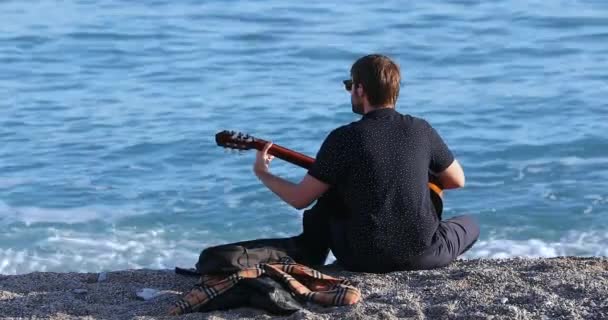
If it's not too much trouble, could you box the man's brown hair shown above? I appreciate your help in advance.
[350,54,401,107]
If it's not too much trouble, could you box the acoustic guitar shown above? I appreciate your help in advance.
[215,130,444,216]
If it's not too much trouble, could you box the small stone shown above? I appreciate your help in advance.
[72,289,87,294]
[97,272,108,282]
[500,297,508,304]
[136,288,161,301]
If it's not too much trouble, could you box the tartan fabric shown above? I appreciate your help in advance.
[169,258,361,315]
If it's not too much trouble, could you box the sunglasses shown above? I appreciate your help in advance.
[343,79,353,91]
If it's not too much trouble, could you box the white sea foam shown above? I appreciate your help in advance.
[1,227,607,275]
[0,201,144,225]
[0,228,208,275]
[0,177,30,188]
[465,230,608,259]
[559,156,608,166]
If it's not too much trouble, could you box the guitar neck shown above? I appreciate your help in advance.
[251,138,314,169]
[216,129,444,217]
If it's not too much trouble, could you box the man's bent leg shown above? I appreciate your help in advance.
[196,191,338,273]
[440,215,480,259]
[409,215,480,270]
[294,192,333,265]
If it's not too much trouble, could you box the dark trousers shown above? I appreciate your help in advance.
[200,192,480,273]
[406,214,480,270]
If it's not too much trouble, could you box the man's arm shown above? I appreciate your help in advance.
[254,142,330,209]
[427,121,465,190]
[435,159,465,189]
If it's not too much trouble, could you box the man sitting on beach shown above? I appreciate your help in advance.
[201,54,479,273]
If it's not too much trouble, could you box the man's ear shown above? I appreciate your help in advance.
[356,84,364,97]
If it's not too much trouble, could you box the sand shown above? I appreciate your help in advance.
[1,257,607,320]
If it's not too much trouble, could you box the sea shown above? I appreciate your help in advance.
[1,0,607,275]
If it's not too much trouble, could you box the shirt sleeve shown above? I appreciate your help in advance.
[428,124,455,174]
[307,128,348,185]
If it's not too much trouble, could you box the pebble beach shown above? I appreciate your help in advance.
[1,257,606,320]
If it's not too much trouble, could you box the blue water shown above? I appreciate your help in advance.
[1,0,607,275]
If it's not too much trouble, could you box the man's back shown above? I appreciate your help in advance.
[308,108,455,271]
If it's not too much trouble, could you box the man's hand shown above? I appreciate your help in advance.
[252,141,329,209]
[254,142,274,176]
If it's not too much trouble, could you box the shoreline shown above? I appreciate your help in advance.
[1,257,606,319]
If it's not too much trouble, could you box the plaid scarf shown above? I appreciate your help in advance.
[169,259,361,315]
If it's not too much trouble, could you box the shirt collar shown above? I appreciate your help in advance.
[362,107,397,119]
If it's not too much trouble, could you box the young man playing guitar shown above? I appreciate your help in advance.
[204,54,479,273]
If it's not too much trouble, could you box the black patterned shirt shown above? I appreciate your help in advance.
[307,107,454,270]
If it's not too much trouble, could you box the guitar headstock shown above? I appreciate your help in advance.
[215,130,256,150]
